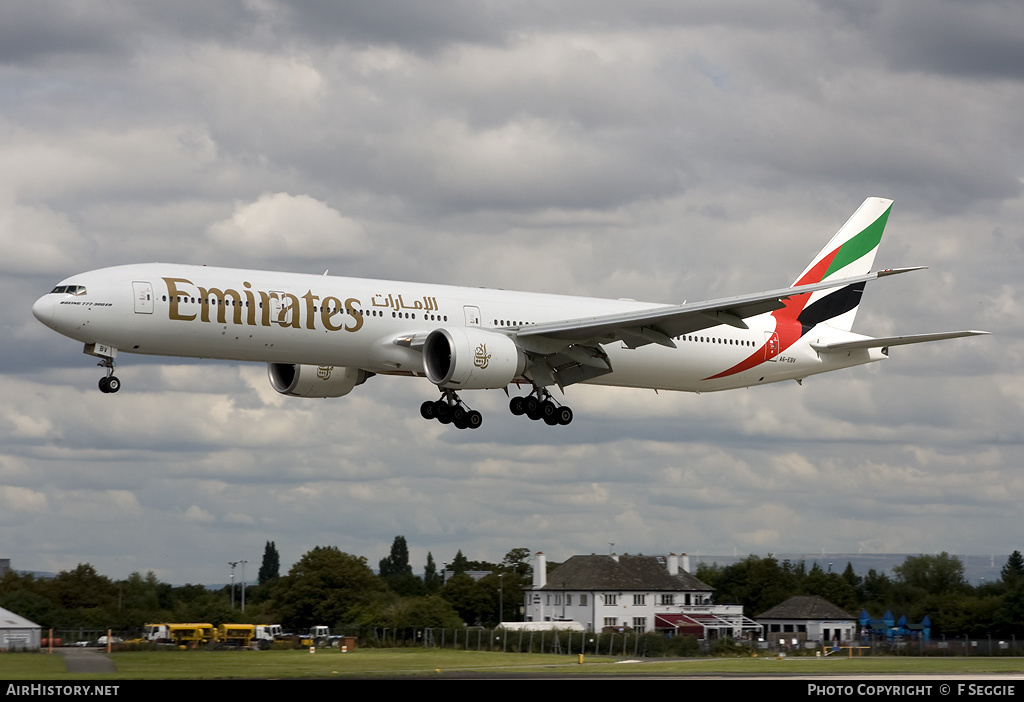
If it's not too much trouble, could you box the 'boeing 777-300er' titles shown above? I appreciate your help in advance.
[32,198,988,429]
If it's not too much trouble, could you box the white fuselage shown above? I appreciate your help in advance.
[32,263,884,395]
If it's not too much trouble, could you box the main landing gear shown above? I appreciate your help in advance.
[97,358,120,394]
[420,391,483,430]
[419,388,574,428]
[509,389,573,426]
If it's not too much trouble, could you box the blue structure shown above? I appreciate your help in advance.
[859,609,930,642]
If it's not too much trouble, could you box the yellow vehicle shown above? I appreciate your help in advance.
[216,624,256,649]
[169,623,215,647]
[144,623,215,647]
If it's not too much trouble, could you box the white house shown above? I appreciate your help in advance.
[524,552,761,640]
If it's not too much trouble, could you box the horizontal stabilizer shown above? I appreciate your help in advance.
[811,330,990,352]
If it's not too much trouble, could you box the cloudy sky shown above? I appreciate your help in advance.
[2,1,1021,585]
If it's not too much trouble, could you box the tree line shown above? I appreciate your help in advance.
[695,550,1024,638]
[0,538,533,635]
[2,541,1022,639]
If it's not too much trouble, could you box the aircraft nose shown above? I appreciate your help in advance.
[32,294,54,326]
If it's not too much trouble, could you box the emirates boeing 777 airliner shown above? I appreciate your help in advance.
[32,198,987,429]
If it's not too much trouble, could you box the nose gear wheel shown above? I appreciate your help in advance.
[97,358,120,394]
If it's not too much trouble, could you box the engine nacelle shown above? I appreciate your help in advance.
[267,363,369,398]
[423,327,526,389]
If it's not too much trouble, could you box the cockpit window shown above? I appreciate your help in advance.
[50,285,87,295]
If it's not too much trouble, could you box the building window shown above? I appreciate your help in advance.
[566,594,572,606]
[605,594,617,606]
[632,618,646,633]
[661,594,675,605]
[633,594,646,606]
[580,594,588,606]
[603,617,617,627]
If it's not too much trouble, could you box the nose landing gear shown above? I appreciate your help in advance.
[85,343,121,394]
[97,358,120,394]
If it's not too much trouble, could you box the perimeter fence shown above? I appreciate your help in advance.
[354,627,1024,658]
[44,627,1024,658]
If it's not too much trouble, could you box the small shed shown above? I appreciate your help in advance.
[757,596,856,645]
[0,606,42,651]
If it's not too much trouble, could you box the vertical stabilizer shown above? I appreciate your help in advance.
[785,197,893,332]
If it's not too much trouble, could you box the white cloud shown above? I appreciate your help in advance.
[206,192,368,262]
[184,505,215,523]
[0,192,89,275]
[0,486,48,519]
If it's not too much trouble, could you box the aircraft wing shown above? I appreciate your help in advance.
[810,330,990,352]
[514,267,922,349]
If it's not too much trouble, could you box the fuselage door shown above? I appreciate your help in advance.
[764,331,780,361]
[464,305,481,327]
[269,292,289,327]
[132,281,154,314]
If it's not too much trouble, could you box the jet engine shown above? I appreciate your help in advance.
[423,327,527,389]
[267,363,369,398]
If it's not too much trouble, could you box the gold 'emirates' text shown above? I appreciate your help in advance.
[162,277,363,333]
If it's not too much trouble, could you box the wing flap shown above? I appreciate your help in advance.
[516,268,919,345]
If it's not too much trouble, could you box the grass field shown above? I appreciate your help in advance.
[1,648,1022,679]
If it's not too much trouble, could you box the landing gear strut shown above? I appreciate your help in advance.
[97,357,120,394]
[420,390,482,430]
[509,388,573,426]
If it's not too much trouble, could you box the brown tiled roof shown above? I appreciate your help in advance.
[757,596,855,620]
[539,555,712,592]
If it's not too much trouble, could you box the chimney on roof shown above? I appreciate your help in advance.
[533,552,546,589]
[667,553,679,575]
[682,553,690,573]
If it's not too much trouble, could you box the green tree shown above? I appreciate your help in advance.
[841,562,862,594]
[272,546,386,630]
[379,536,412,578]
[694,562,724,590]
[893,552,968,595]
[711,555,797,615]
[450,550,469,575]
[501,548,532,578]
[50,564,117,611]
[0,572,58,629]
[994,580,1024,637]
[439,573,492,626]
[379,536,422,596]
[168,583,233,625]
[803,564,857,612]
[258,541,280,585]
[1001,550,1024,587]
[349,593,464,630]
[860,568,893,610]
[423,552,441,594]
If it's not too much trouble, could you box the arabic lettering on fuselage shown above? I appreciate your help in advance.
[370,293,440,312]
